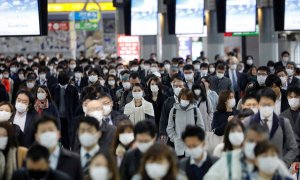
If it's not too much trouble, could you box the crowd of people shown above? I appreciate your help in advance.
[0,51,298,179]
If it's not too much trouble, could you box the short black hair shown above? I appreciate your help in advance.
[183,64,194,71]
[88,68,100,76]
[257,66,270,74]
[265,74,282,88]
[287,86,300,96]
[77,116,100,131]
[27,144,50,162]
[200,63,209,68]
[181,125,205,141]
[281,51,290,57]
[129,72,139,79]
[275,68,287,76]
[134,120,157,138]
[246,123,269,139]
[241,95,257,105]
[74,66,83,73]
[34,114,60,134]
[216,63,226,70]
[254,140,279,157]
[257,88,277,103]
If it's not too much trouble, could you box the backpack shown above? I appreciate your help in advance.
[172,107,198,129]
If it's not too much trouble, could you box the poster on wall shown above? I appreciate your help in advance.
[117,35,140,64]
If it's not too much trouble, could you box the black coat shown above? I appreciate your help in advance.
[110,110,123,126]
[280,90,290,113]
[42,102,61,130]
[72,77,88,94]
[120,148,143,180]
[57,148,83,180]
[12,168,72,180]
[145,93,168,129]
[212,109,239,136]
[159,96,176,136]
[51,84,80,146]
[0,82,9,102]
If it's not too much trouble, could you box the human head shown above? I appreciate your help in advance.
[0,102,14,122]
[286,62,296,77]
[86,100,104,124]
[257,66,269,86]
[99,94,113,116]
[223,119,245,151]
[132,83,144,100]
[57,71,70,86]
[129,72,140,85]
[217,90,235,112]
[178,88,194,106]
[281,51,290,62]
[15,90,33,113]
[275,68,288,87]
[183,64,194,81]
[77,116,101,149]
[241,95,259,113]
[216,64,226,79]
[287,86,300,110]
[0,122,18,150]
[36,85,52,102]
[112,119,134,150]
[134,120,157,153]
[265,74,282,98]
[257,88,276,119]
[138,144,178,180]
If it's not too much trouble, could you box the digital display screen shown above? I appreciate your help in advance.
[226,0,256,32]
[175,0,204,34]
[285,0,300,30]
[0,0,41,36]
[131,0,158,35]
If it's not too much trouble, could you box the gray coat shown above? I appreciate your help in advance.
[243,113,299,166]
[208,75,232,94]
[167,104,204,156]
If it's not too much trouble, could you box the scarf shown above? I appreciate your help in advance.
[34,99,49,114]
[5,148,17,180]
[1,79,10,93]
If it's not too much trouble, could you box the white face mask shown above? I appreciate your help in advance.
[39,74,46,81]
[174,87,182,96]
[194,65,200,70]
[257,156,279,174]
[257,75,267,85]
[37,93,47,100]
[286,69,294,77]
[89,166,110,180]
[145,163,170,179]
[288,98,300,109]
[150,67,158,73]
[194,89,201,96]
[280,76,287,85]
[200,70,208,75]
[144,65,150,71]
[227,99,236,108]
[119,133,135,146]
[246,59,253,65]
[184,73,194,81]
[130,67,139,72]
[103,69,108,75]
[216,72,224,79]
[122,82,131,90]
[282,57,289,62]
[209,67,215,73]
[137,140,154,153]
[230,64,237,70]
[75,73,82,79]
[164,64,171,71]
[88,111,104,124]
[229,132,244,146]
[150,85,159,93]
[251,108,259,114]
[69,64,76,70]
[0,137,8,150]
[132,92,143,100]
[15,102,28,113]
[26,82,35,89]
[180,100,190,107]
[79,133,99,148]
[243,142,256,159]
[0,111,12,122]
[39,131,58,149]
[99,80,105,86]
[259,106,273,118]
[103,105,112,116]
[185,145,204,159]
[89,75,98,83]
[108,80,115,86]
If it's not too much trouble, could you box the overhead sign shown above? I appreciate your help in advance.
[75,22,98,31]
[69,11,100,21]
[48,22,69,31]
[48,2,116,12]
[117,35,140,64]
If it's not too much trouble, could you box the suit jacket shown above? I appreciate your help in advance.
[280,108,297,134]
[110,110,123,126]
[120,148,143,180]
[208,75,232,94]
[225,70,248,96]
[57,149,83,180]
[275,61,285,70]
[159,96,176,136]
[72,77,88,94]
[288,76,300,88]
[42,102,61,129]
[12,168,72,180]
[244,112,298,166]
[280,90,290,113]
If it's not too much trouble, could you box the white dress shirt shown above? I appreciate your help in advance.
[13,112,27,132]
[190,151,208,167]
[274,94,282,115]
[80,145,100,167]
[260,113,273,132]
[49,146,60,169]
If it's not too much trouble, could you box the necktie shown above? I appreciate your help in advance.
[85,153,91,160]
[105,118,110,124]
[232,71,237,90]
[262,119,269,131]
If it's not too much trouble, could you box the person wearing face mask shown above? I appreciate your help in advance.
[34,115,82,180]
[88,151,120,180]
[124,84,154,124]
[241,95,259,114]
[208,64,216,75]
[167,88,204,156]
[213,119,245,157]
[200,77,219,112]
[0,122,28,180]
[275,51,290,69]
[244,55,254,73]
[159,76,185,145]
[280,86,300,137]
[276,69,289,90]
[72,67,88,94]
[139,60,151,81]
[192,83,214,131]
[116,72,131,111]
[265,74,290,115]
[12,145,71,180]
[77,116,103,177]
[34,85,60,124]
[243,88,298,166]
[162,65,180,89]
[251,141,292,180]
[286,62,300,88]
[100,94,123,126]
[51,72,80,149]
[0,72,9,103]
[82,68,110,96]
[68,59,77,77]
[13,90,37,148]
[37,67,48,87]
[120,120,157,180]
[112,119,135,166]
[256,66,270,90]
[212,91,239,137]
[144,77,168,129]
[132,144,187,180]
[183,64,197,90]
[105,75,120,110]
[204,124,291,180]
[209,64,232,94]
[180,126,218,180]
[12,69,25,102]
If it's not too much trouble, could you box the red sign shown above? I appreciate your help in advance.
[117,35,140,64]
[48,22,69,31]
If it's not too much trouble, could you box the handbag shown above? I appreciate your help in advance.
[205,130,224,154]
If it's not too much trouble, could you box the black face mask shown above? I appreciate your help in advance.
[28,170,48,180]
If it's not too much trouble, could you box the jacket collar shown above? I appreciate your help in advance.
[252,112,279,139]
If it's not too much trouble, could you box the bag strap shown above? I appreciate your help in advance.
[227,152,232,180]
[194,107,197,125]
[173,108,177,129]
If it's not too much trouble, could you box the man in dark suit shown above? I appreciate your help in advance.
[275,51,290,70]
[51,72,80,149]
[12,145,71,180]
[100,93,123,126]
[34,115,83,180]
[72,66,88,95]
[286,62,300,88]
[209,63,232,94]
[180,126,218,180]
